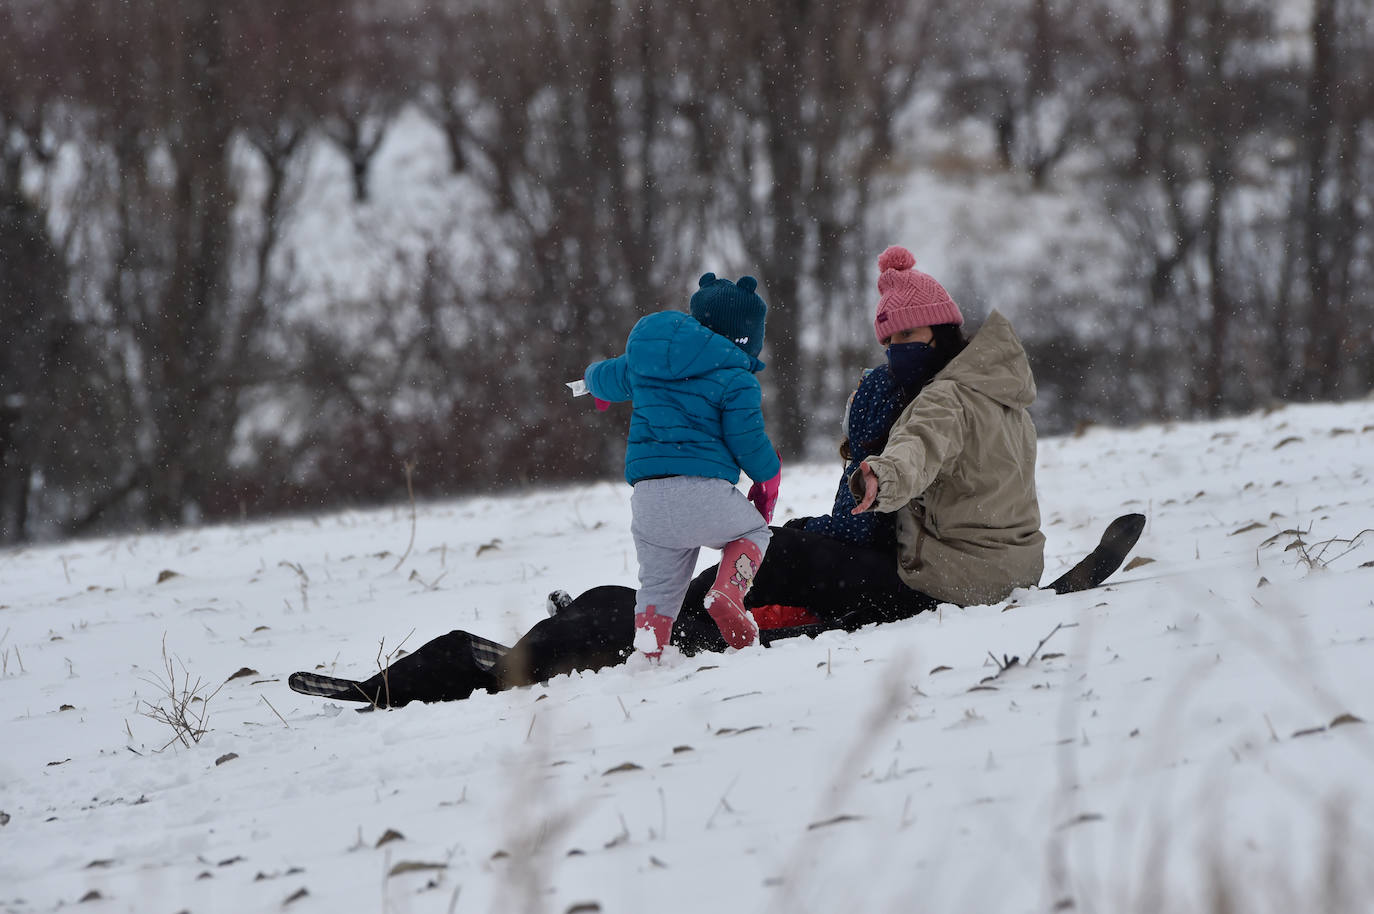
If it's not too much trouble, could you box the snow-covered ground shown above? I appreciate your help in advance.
[3,400,1374,914]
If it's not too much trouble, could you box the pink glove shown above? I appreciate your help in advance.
[594,397,610,412]
[748,461,782,524]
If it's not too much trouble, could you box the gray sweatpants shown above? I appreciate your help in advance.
[630,475,772,621]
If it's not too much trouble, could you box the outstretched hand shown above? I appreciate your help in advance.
[850,460,878,514]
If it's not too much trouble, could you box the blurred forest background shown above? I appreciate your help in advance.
[2,0,1371,543]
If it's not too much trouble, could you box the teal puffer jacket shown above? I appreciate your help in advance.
[586,310,780,486]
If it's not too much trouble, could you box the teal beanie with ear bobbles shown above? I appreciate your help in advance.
[688,273,768,359]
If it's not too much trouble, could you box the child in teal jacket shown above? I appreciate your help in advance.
[584,274,781,656]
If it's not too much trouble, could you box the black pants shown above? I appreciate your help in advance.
[357,526,936,704]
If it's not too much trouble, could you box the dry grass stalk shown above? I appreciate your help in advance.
[372,629,415,709]
[138,634,224,750]
[389,459,419,573]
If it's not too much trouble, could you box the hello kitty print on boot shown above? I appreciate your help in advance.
[704,539,762,649]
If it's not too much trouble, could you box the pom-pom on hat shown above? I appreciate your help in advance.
[872,245,963,344]
[689,273,768,359]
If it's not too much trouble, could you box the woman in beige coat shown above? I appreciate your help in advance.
[847,245,1046,607]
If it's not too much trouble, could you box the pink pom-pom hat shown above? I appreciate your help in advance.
[872,245,963,343]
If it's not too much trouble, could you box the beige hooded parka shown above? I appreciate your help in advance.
[849,310,1045,605]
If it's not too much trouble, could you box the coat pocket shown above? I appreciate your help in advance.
[896,505,929,572]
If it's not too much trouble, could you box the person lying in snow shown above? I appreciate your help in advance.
[289,247,1142,707]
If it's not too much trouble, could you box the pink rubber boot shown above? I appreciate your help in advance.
[633,605,675,660]
[704,539,762,649]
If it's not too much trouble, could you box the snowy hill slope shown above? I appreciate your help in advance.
[2,401,1373,914]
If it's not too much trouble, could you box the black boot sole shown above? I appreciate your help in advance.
[1047,513,1147,594]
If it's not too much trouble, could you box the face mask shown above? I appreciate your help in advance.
[886,341,943,392]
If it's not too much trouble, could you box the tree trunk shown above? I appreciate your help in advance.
[145,0,234,525]
[0,152,65,542]
[756,6,811,457]
[1301,0,1336,399]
